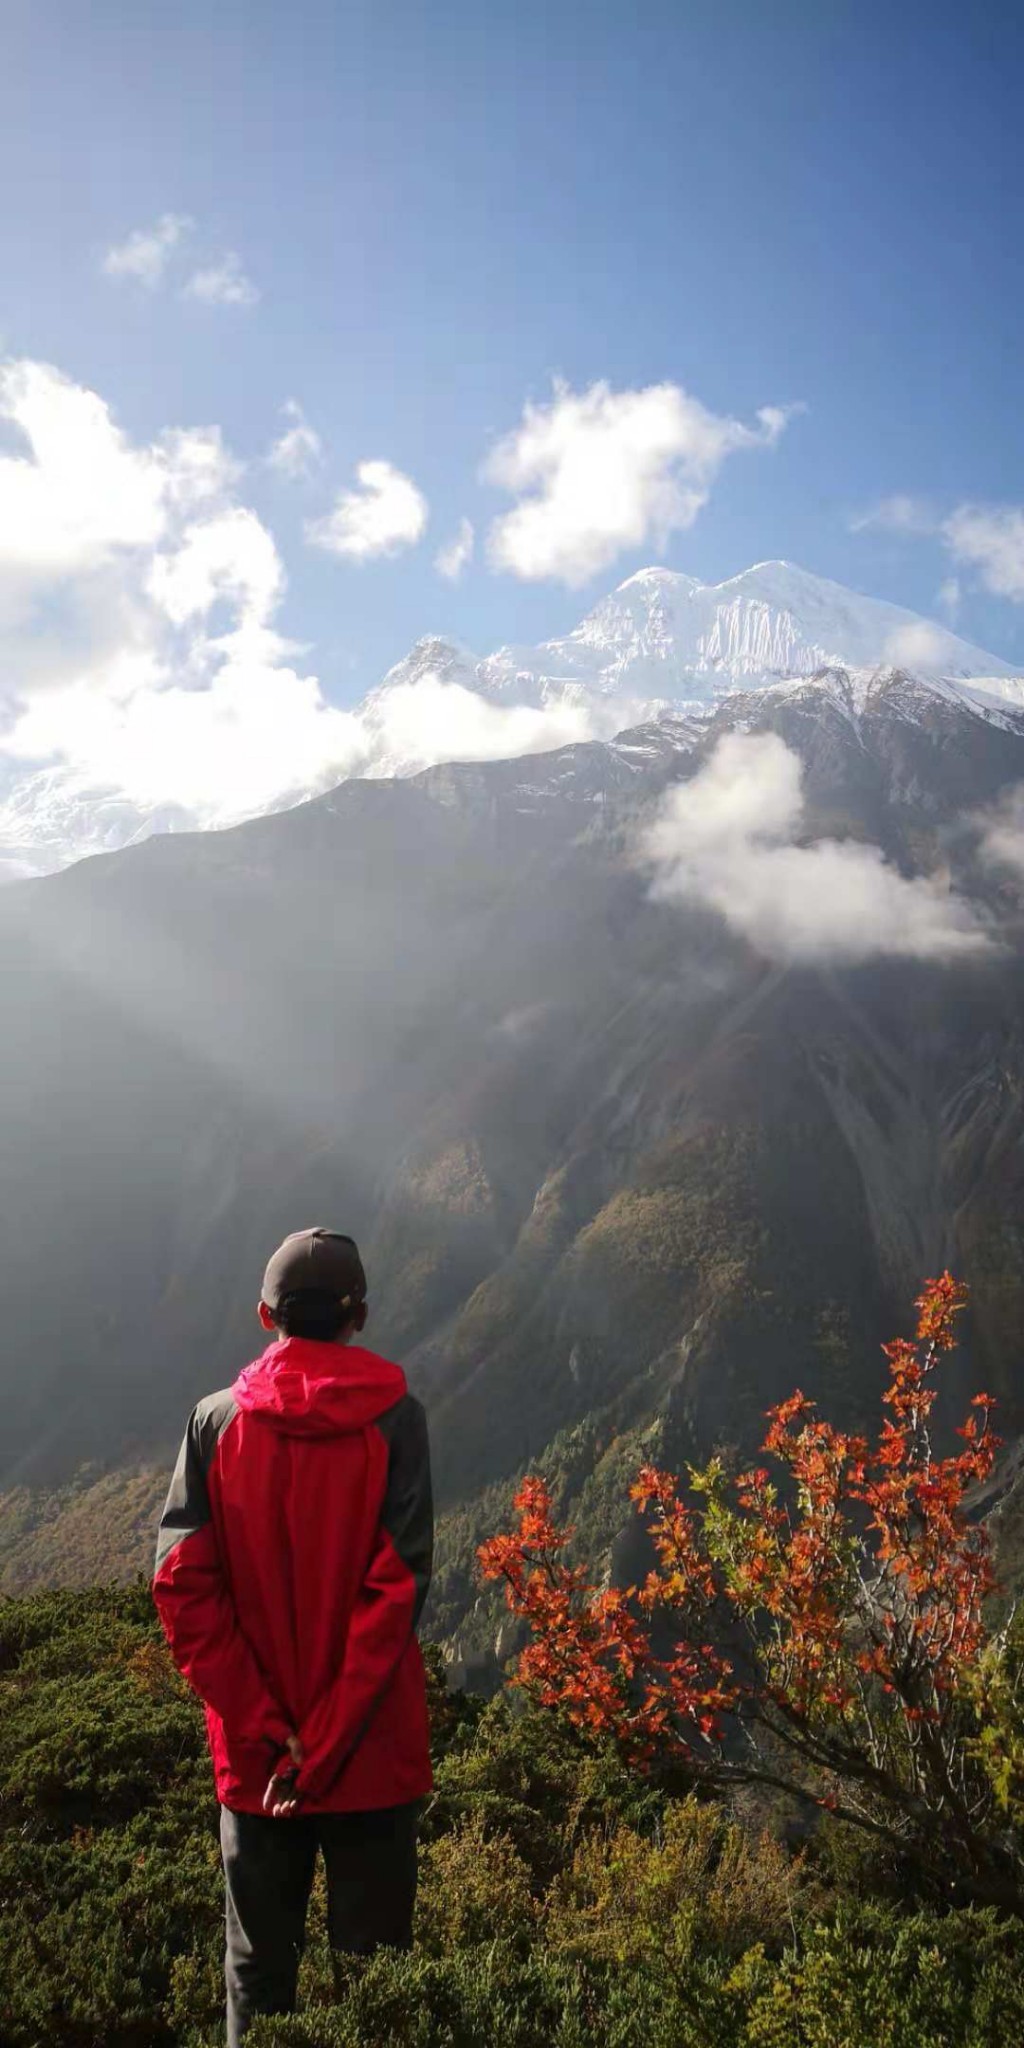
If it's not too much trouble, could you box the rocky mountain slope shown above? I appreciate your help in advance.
[2,649,1024,1636]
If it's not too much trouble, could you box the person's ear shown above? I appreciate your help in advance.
[257,1300,276,1332]
[354,1300,368,1333]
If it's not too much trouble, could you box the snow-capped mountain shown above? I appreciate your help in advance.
[1,561,1019,875]
[372,561,1016,720]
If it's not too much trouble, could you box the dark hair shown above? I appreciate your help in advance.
[273,1288,359,1342]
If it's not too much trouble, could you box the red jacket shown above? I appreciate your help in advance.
[153,1338,433,1813]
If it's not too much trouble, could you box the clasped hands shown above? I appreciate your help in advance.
[263,1732,304,1818]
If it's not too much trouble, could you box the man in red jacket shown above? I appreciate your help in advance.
[153,1228,433,2046]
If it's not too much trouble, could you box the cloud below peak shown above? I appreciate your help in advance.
[978,783,1024,879]
[643,730,991,965]
[484,379,799,588]
[882,619,955,672]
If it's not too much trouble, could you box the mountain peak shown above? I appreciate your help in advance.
[713,557,798,582]
[534,559,1015,706]
[614,560,855,603]
[710,559,868,602]
[613,565,700,593]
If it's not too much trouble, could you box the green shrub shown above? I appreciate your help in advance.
[244,1944,743,2048]
[740,1903,1024,2047]
[427,1692,664,1882]
[416,1811,540,1952]
[1,1582,1023,2048]
[0,1581,222,2048]
[546,1799,805,1964]
[245,1909,1024,2048]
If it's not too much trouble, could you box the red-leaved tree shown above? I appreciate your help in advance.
[479,1275,1022,1909]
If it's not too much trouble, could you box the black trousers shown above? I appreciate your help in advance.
[220,1801,419,2047]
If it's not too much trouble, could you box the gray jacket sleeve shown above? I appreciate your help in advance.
[379,1393,433,1629]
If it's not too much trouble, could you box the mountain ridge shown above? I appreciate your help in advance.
[2,562,1019,878]
[384,560,1016,718]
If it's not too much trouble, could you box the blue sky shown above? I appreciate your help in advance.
[0,0,1022,857]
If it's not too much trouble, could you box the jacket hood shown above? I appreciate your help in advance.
[232,1337,407,1438]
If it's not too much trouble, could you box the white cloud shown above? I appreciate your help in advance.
[484,380,797,587]
[0,358,607,871]
[103,218,259,309]
[755,403,804,441]
[2,641,363,822]
[435,517,475,582]
[0,359,355,839]
[147,508,284,627]
[937,576,961,621]
[978,784,1024,878]
[0,660,601,867]
[184,252,260,308]
[854,492,1024,609]
[268,400,323,481]
[883,620,952,672]
[159,425,239,509]
[362,675,590,773]
[0,359,170,575]
[307,459,428,563]
[642,731,990,964]
[102,213,192,289]
[849,494,935,536]
[0,361,232,641]
[942,505,1024,602]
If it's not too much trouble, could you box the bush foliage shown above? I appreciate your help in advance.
[0,1577,1022,2045]
[0,1281,1019,2044]
[481,1275,1024,1915]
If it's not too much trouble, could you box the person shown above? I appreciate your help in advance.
[153,1227,433,2047]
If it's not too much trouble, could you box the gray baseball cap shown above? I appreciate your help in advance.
[261,1228,367,1314]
